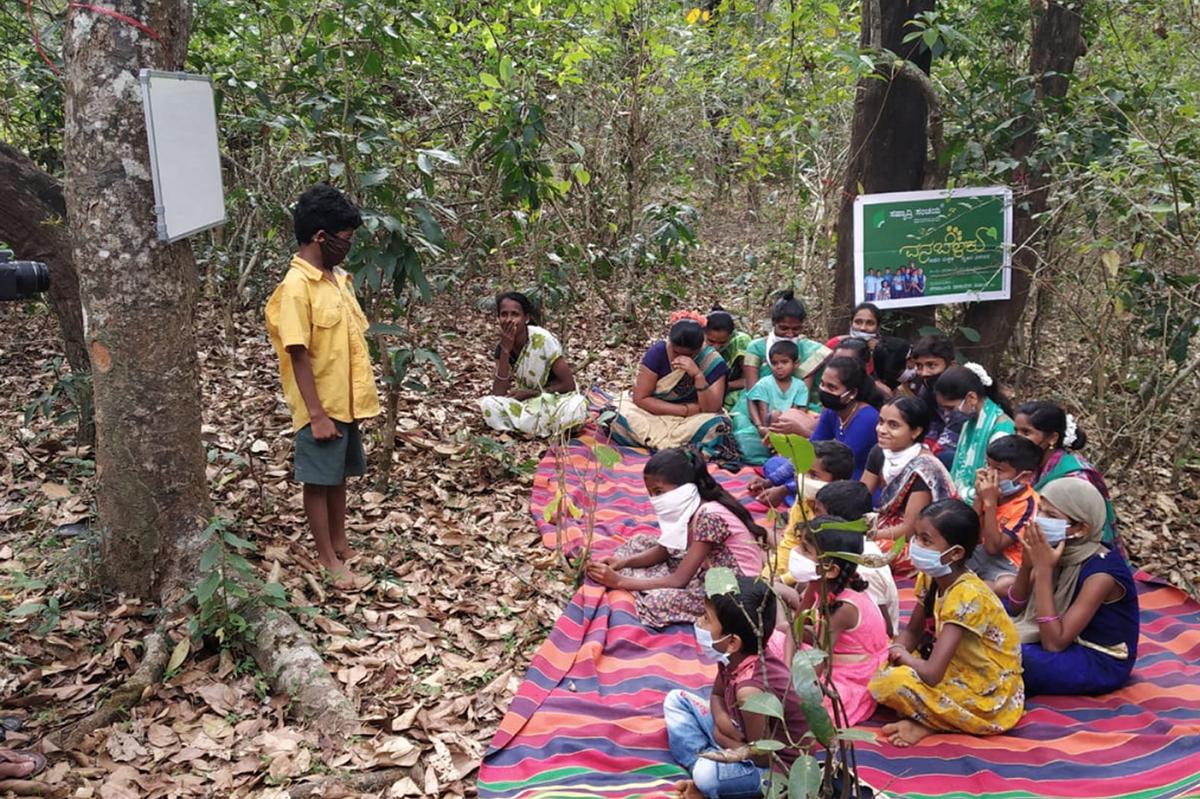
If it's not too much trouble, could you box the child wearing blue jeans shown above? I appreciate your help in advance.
[664,576,807,798]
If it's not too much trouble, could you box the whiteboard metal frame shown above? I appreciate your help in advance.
[139,69,227,243]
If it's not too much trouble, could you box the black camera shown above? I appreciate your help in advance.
[0,250,50,301]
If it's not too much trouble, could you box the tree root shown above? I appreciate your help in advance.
[287,768,409,799]
[240,603,358,736]
[60,631,170,751]
[56,602,356,753]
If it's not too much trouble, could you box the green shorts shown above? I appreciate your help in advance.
[294,420,366,486]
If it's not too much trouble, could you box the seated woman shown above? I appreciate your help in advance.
[741,291,831,413]
[1006,478,1138,696]
[825,302,882,355]
[480,292,588,437]
[586,448,766,628]
[704,306,751,411]
[934,363,1015,504]
[862,397,956,577]
[1015,401,1119,547]
[799,356,881,479]
[607,320,731,458]
[869,499,1024,747]
[789,516,889,726]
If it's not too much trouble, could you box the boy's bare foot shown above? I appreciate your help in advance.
[672,780,705,799]
[327,567,360,591]
[881,719,933,747]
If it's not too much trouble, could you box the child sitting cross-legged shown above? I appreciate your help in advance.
[789,516,890,726]
[968,434,1042,594]
[664,576,808,799]
[869,499,1024,747]
[734,339,811,463]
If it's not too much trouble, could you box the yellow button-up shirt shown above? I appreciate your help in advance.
[265,256,381,432]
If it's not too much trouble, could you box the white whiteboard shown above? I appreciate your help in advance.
[139,69,226,242]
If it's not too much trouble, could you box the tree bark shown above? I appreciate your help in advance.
[63,1,211,600]
[958,1,1088,370]
[830,0,936,337]
[0,144,90,377]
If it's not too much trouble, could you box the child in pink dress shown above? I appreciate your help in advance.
[789,515,890,725]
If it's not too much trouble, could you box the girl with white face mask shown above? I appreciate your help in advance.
[787,516,889,727]
[585,447,768,628]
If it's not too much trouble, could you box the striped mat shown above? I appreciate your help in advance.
[479,437,1200,799]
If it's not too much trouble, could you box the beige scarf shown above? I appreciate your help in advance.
[1014,478,1109,644]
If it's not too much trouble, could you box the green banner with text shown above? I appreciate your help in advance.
[854,187,1012,310]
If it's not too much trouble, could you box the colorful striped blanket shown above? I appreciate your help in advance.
[479,437,1200,799]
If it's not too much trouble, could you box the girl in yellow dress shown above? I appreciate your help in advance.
[869,499,1024,746]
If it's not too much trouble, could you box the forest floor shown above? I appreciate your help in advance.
[0,284,635,799]
[2,260,1199,798]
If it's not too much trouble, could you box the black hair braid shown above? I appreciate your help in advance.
[686,447,769,541]
[827,558,869,598]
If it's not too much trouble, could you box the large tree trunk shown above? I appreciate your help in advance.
[958,2,1088,371]
[0,144,90,377]
[63,2,211,600]
[830,0,936,337]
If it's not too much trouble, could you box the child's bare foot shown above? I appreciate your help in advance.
[327,565,361,591]
[673,780,705,799]
[881,719,933,747]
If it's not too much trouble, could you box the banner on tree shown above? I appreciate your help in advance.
[853,186,1012,310]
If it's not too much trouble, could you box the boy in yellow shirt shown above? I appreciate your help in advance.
[265,185,380,588]
[753,440,855,581]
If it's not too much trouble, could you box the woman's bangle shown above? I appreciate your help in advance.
[1006,586,1028,606]
[1035,614,1060,624]
[495,371,511,381]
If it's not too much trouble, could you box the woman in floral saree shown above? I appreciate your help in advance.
[480,292,588,437]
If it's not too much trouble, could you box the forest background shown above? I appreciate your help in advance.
[0,0,1199,796]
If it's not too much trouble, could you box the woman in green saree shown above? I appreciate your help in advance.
[704,306,751,411]
[1014,400,1120,547]
[933,363,1015,505]
[732,291,831,447]
[606,319,733,458]
[741,291,831,408]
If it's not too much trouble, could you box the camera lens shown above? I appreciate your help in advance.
[15,261,50,295]
[0,258,51,301]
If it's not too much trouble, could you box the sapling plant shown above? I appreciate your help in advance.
[544,423,623,587]
[188,517,295,652]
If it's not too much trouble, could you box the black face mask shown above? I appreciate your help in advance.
[319,232,352,267]
[819,389,851,411]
